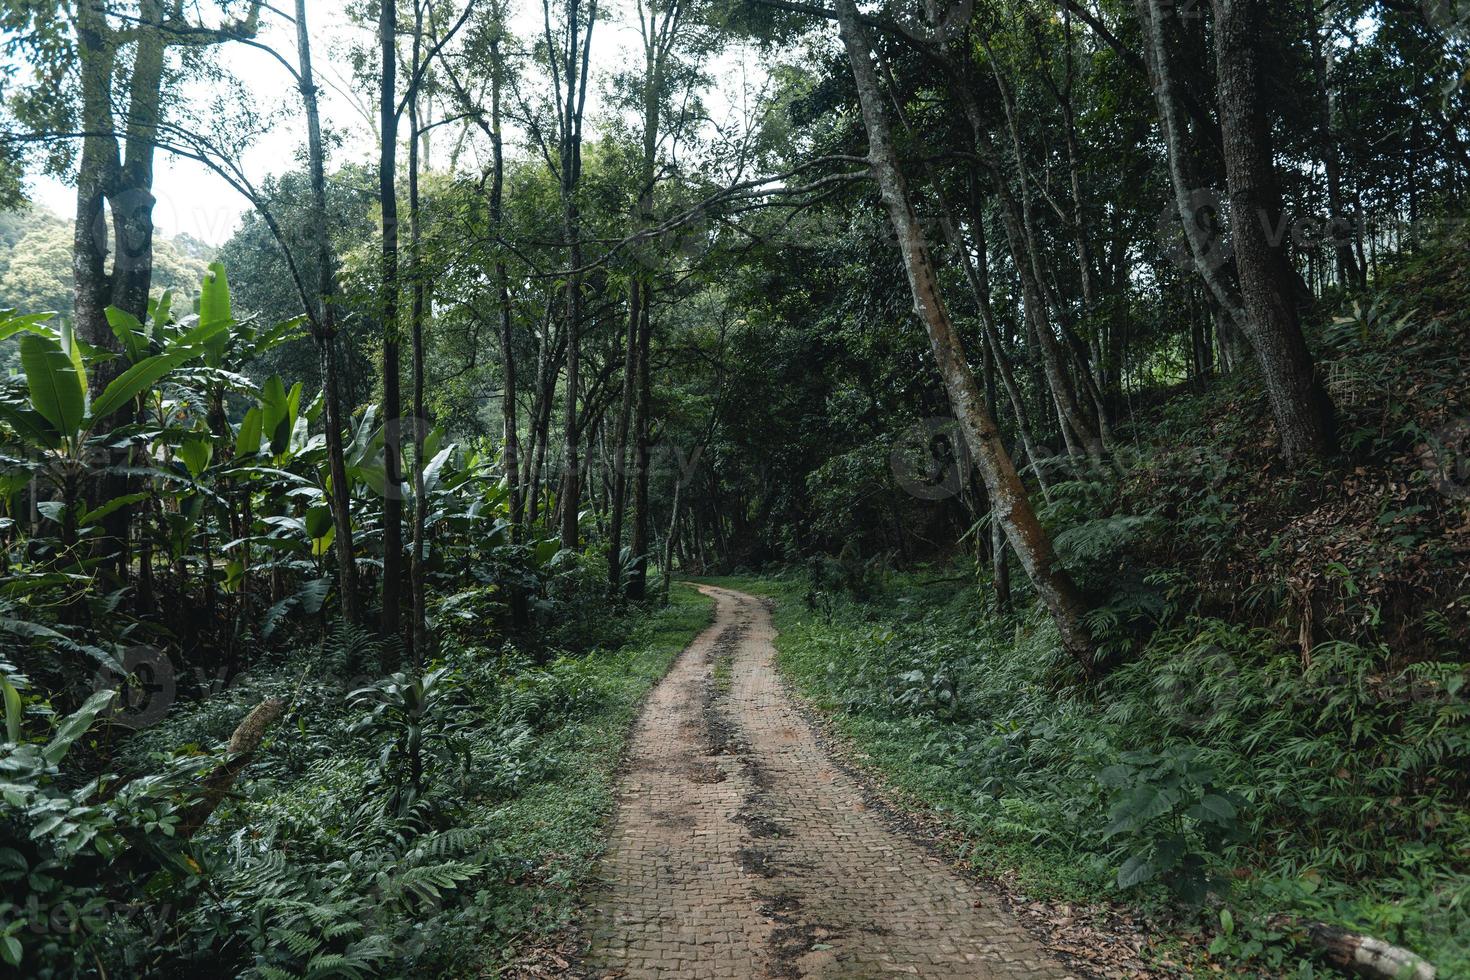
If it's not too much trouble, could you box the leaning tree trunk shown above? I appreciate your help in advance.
[1210,0,1338,462]
[833,0,1097,676]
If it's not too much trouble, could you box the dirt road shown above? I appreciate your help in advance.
[582,585,1077,979]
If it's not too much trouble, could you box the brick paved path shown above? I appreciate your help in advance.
[583,585,1077,979]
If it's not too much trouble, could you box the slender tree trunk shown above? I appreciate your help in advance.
[1136,0,1251,334]
[1303,0,1361,289]
[608,279,639,587]
[1211,0,1338,461]
[407,20,430,665]
[627,290,652,600]
[834,0,1096,675]
[295,0,361,624]
[557,0,598,550]
[489,38,523,538]
[379,0,404,637]
[979,54,1104,461]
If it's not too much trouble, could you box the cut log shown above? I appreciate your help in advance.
[1303,921,1436,980]
[175,698,286,840]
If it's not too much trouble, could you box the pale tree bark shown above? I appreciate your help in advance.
[1136,0,1251,334]
[977,44,1105,462]
[626,0,681,599]
[488,34,523,538]
[963,97,1098,462]
[608,0,676,593]
[1303,0,1362,289]
[833,0,1097,675]
[294,0,360,625]
[608,278,639,588]
[1210,0,1338,461]
[627,286,653,599]
[552,0,599,550]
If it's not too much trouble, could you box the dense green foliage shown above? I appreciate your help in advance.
[2,0,1468,975]
[700,235,1470,975]
[4,567,709,976]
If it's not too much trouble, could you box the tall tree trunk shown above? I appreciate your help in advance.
[1136,0,1251,334]
[379,0,404,637]
[295,0,360,624]
[557,0,598,550]
[489,37,523,539]
[1211,0,1338,461]
[627,290,652,600]
[1303,0,1361,289]
[834,0,1097,675]
[978,52,1104,461]
[407,18,430,666]
[608,278,639,587]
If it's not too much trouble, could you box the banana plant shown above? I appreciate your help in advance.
[0,310,228,553]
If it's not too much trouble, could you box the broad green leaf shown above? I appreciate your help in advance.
[421,445,455,496]
[197,262,233,367]
[0,404,59,449]
[1188,793,1238,826]
[0,309,57,342]
[42,690,116,766]
[1116,851,1158,889]
[260,376,291,455]
[104,307,147,363]
[79,492,149,527]
[179,436,212,479]
[59,320,88,409]
[1,676,21,743]
[304,505,334,539]
[89,348,195,421]
[19,334,85,439]
[149,289,174,335]
[235,406,263,457]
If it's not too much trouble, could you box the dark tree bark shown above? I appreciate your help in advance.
[295,0,360,624]
[379,0,405,637]
[407,12,430,665]
[1211,0,1338,461]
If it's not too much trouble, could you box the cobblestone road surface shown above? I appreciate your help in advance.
[583,585,1078,979]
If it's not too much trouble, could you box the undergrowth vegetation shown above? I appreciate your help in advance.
[699,228,1470,980]
[3,582,711,977]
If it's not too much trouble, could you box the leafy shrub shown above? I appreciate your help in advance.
[1097,744,1246,902]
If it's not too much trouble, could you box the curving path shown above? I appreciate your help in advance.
[582,585,1078,979]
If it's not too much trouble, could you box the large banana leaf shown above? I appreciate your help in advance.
[88,347,197,422]
[104,307,148,363]
[235,406,264,457]
[260,376,292,455]
[19,333,85,441]
[197,262,233,367]
[0,309,56,342]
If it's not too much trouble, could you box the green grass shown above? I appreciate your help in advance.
[466,582,715,969]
